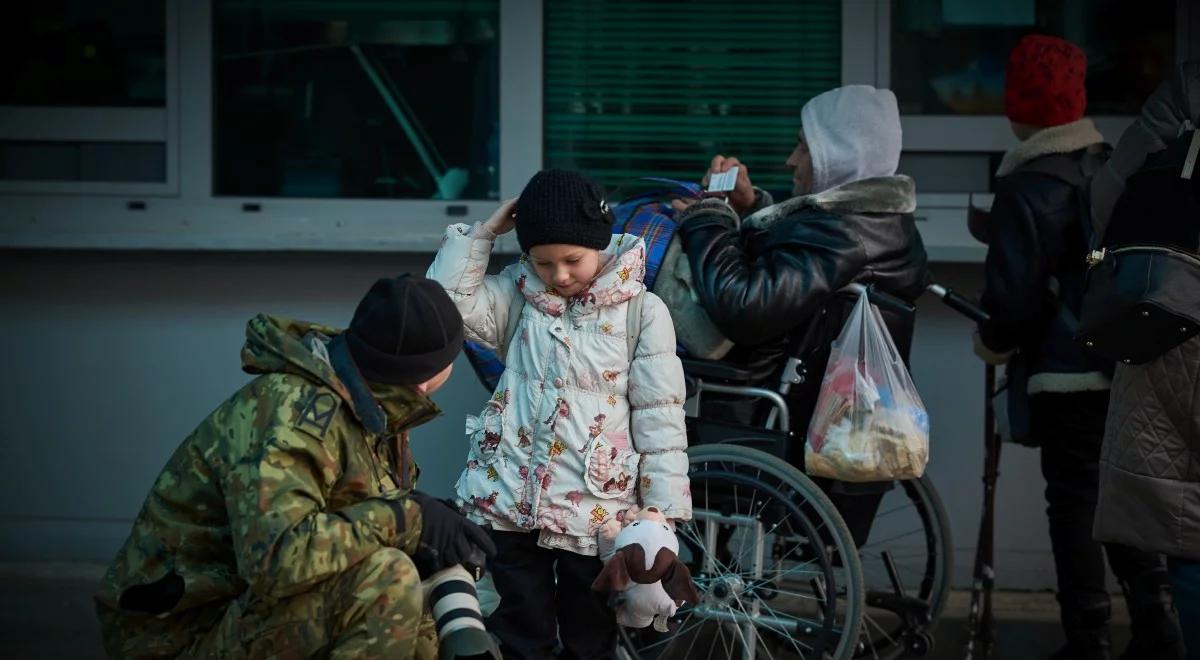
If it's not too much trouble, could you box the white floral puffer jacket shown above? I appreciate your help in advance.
[427,224,692,555]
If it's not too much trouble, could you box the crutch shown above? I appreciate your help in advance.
[963,364,1000,660]
[922,284,1000,659]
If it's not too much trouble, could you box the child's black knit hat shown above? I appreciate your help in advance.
[515,169,614,253]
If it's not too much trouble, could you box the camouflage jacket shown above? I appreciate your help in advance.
[96,315,437,628]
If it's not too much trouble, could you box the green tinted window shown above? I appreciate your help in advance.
[544,0,841,193]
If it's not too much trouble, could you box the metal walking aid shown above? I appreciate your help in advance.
[963,364,1001,660]
[922,283,1000,659]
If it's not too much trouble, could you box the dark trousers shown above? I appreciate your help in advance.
[825,486,887,547]
[486,530,617,660]
[1033,391,1168,641]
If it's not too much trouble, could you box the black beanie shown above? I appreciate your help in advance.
[515,169,614,253]
[344,275,464,385]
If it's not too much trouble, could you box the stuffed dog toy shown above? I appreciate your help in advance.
[592,507,701,631]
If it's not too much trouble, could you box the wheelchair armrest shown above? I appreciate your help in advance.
[680,358,755,383]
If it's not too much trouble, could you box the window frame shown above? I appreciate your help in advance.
[0,0,1193,254]
[0,0,525,252]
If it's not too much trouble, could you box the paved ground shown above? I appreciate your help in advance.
[0,562,1134,659]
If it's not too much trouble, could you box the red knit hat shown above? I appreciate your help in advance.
[1004,35,1088,127]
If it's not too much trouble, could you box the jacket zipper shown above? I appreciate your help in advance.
[365,436,386,490]
[373,435,405,492]
[395,433,411,491]
[1088,245,1200,269]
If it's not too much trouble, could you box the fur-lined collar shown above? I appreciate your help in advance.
[514,234,646,318]
[996,118,1104,177]
[743,175,916,230]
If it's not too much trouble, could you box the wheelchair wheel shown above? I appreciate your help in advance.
[620,444,864,660]
[854,475,952,659]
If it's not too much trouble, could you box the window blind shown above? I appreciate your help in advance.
[544,0,842,193]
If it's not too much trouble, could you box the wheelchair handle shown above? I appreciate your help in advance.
[927,284,991,324]
[841,282,915,313]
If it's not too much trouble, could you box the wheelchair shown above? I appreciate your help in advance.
[618,284,961,660]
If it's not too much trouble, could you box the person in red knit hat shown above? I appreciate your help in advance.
[1005,34,1089,129]
[972,34,1185,660]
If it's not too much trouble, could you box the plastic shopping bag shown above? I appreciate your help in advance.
[805,290,930,482]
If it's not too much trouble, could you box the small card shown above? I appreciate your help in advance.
[707,166,739,193]
[1182,129,1199,180]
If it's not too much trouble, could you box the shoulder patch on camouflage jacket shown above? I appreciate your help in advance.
[293,387,342,440]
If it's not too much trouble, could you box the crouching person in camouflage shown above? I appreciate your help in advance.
[95,274,497,659]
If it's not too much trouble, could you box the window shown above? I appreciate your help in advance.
[0,1,171,189]
[891,0,1176,116]
[214,0,500,200]
[2,2,167,108]
[543,0,840,195]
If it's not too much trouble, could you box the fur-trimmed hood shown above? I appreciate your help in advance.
[743,175,916,231]
[995,118,1104,177]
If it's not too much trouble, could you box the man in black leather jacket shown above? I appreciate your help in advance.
[973,36,1180,660]
[669,85,928,546]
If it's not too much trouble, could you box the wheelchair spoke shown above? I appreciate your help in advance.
[734,481,750,576]
[706,623,719,660]
[643,616,707,655]
[863,611,901,649]
[744,581,826,604]
[724,588,786,660]
[748,596,822,645]
[859,527,923,548]
[641,448,871,660]
[677,520,740,578]
[711,615,733,660]
[861,551,933,560]
[769,535,851,578]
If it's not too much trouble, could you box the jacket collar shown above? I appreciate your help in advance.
[743,175,916,231]
[996,118,1105,177]
[326,334,439,436]
[516,234,647,318]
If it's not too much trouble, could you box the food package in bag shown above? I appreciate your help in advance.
[805,290,930,481]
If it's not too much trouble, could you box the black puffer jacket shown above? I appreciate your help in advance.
[1093,60,1200,561]
[976,118,1114,394]
[675,176,929,446]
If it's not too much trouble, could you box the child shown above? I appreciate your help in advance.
[426,169,692,659]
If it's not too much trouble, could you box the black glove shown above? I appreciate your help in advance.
[410,491,497,577]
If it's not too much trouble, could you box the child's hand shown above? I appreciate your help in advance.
[483,198,518,236]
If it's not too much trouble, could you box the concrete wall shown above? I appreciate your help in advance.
[0,249,1060,589]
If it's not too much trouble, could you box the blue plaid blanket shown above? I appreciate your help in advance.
[463,178,701,393]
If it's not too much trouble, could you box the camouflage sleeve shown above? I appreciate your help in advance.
[223,416,421,600]
[382,496,422,556]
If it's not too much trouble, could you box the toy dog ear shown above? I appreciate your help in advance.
[661,558,702,605]
[591,548,633,592]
